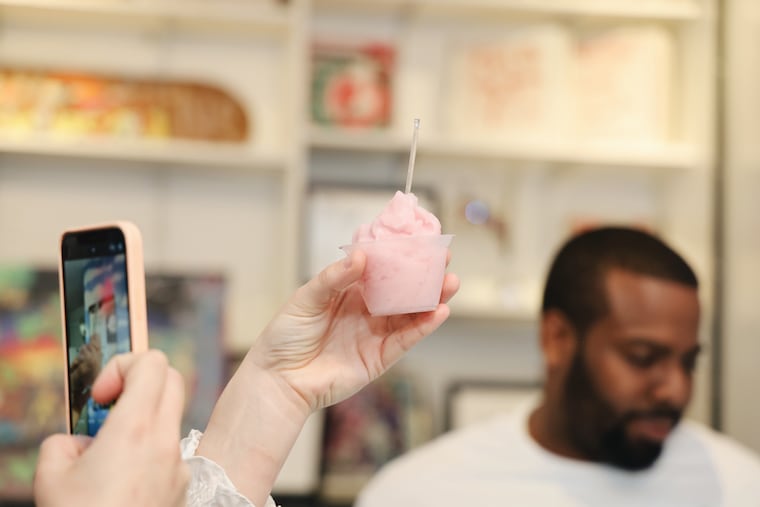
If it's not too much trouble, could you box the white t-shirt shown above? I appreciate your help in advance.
[356,403,760,507]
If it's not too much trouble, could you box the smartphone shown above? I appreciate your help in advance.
[58,221,148,436]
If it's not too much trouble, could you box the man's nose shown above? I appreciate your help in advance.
[652,362,691,408]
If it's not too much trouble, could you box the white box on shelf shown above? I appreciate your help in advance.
[573,24,675,144]
[442,23,573,145]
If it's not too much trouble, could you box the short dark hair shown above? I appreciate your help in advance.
[541,227,698,337]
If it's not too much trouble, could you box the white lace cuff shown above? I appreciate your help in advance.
[181,429,277,507]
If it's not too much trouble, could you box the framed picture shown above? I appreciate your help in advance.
[0,67,248,141]
[319,369,431,504]
[310,42,395,129]
[143,272,227,436]
[0,267,61,501]
[444,380,542,432]
[442,24,570,143]
[305,184,439,279]
[0,266,227,501]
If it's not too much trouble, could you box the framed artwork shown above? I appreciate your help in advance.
[305,184,439,279]
[0,268,61,501]
[442,24,570,143]
[444,380,542,432]
[0,266,227,500]
[143,272,226,436]
[310,42,395,129]
[575,25,673,143]
[319,369,431,504]
[0,68,248,141]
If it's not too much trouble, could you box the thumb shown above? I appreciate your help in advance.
[296,249,366,311]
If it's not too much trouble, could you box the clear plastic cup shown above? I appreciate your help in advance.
[340,234,453,316]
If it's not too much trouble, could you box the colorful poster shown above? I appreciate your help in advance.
[0,69,249,141]
[320,370,431,503]
[575,25,673,143]
[443,24,570,143]
[0,269,60,501]
[0,267,226,500]
[311,42,395,129]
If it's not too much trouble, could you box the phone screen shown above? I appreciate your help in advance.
[61,227,132,436]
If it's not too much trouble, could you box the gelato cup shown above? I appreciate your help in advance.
[341,234,453,316]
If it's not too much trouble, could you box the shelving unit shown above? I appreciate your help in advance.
[0,0,716,389]
[0,136,288,171]
[311,127,701,169]
[0,0,310,348]
[309,0,716,326]
[306,1,716,497]
[314,0,704,21]
[0,0,717,501]
[0,0,293,33]
[0,0,714,312]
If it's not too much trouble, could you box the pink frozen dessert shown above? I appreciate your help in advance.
[342,191,453,316]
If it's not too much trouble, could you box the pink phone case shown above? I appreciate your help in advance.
[58,220,148,434]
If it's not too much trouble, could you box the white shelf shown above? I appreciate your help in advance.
[310,126,408,152]
[310,127,702,170]
[0,136,288,171]
[314,0,703,21]
[449,304,537,322]
[423,138,702,170]
[0,0,293,33]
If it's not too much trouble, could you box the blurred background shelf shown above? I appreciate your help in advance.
[0,0,729,504]
[0,136,288,171]
[0,0,293,34]
[421,139,703,170]
[449,305,537,322]
[311,127,702,170]
[313,0,704,21]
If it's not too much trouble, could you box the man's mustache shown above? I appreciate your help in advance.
[621,406,682,426]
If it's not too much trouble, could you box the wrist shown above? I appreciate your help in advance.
[196,351,310,506]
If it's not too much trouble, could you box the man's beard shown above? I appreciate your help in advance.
[561,350,682,471]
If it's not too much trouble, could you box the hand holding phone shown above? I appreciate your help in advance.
[58,221,148,436]
[35,351,189,507]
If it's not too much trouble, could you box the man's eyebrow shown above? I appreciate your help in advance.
[619,339,703,356]
[619,339,670,351]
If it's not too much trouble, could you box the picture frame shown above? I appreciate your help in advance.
[310,41,395,129]
[0,266,227,501]
[319,368,431,504]
[304,183,439,279]
[444,380,542,432]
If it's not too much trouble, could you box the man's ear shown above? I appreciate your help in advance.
[540,309,578,372]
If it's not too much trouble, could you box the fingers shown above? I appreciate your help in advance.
[91,350,169,414]
[90,353,136,404]
[93,350,184,440]
[381,270,459,366]
[371,269,458,369]
[296,249,367,311]
[381,304,451,368]
[439,272,460,304]
[156,368,186,439]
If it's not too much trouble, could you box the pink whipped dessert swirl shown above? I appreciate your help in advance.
[352,191,441,243]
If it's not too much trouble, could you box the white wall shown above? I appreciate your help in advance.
[723,0,760,453]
